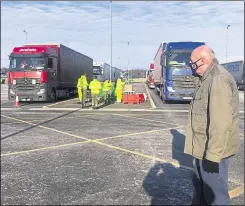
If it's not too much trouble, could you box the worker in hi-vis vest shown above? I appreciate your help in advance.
[77,72,88,108]
[103,79,113,105]
[89,76,102,109]
[115,78,125,103]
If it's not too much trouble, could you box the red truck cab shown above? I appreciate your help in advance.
[8,46,58,101]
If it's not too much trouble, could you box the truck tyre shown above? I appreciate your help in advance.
[50,88,56,102]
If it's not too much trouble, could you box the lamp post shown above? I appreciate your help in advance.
[127,41,130,81]
[225,25,231,63]
[23,30,28,44]
[110,1,112,82]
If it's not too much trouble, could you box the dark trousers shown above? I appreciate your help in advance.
[192,158,230,205]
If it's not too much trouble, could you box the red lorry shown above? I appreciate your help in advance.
[8,43,93,102]
[146,63,155,89]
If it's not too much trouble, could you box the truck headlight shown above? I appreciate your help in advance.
[167,86,175,92]
[166,81,175,92]
[13,79,16,85]
[37,89,45,94]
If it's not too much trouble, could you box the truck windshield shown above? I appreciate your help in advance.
[93,66,101,75]
[9,57,46,71]
[167,52,191,67]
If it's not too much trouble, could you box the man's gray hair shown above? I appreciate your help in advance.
[210,49,215,59]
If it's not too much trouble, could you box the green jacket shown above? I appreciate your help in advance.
[184,59,239,163]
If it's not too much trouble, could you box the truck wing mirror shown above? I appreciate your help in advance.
[161,54,166,66]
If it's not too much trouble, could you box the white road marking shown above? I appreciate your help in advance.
[2,107,236,113]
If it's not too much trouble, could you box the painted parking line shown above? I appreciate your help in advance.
[144,83,156,109]
[112,113,182,126]
[1,125,184,157]
[1,141,87,157]
[1,115,190,170]
[1,108,22,111]
[1,115,243,199]
[229,185,244,199]
[96,125,185,141]
[26,106,245,113]
[80,113,107,118]
[27,108,187,112]
[1,114,184,156]
[30,108,91,111]
[1,114,184,162]
[1,119,41,124]
[44,97,78,108]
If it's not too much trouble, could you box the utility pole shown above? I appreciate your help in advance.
[225,25,231,63]
[110,1,112,81]
[23,30,28,44]
[127,41,130,82]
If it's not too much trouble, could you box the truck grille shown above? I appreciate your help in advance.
[172,75,195,90]
[15,78,40,91]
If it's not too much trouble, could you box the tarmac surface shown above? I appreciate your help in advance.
[1,83,244,205]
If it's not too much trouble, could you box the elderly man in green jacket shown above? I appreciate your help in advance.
[185,45,239,205]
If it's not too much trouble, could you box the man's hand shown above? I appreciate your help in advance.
[202,159,219,173]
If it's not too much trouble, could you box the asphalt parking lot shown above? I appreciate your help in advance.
[1,83,244,205]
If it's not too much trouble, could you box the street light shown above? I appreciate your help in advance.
[23,30,28,44]
[127,41,130,81]
[110,1,112,82]
[225,25,231,63]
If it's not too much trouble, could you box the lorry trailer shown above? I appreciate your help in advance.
[154,41,205,103]
[93,62,121,82]
[221,60,244,90]
[113,67,121,82]
[8,43,93,102]
[93,62,110,82]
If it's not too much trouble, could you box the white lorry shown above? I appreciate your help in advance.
[93,62,121,82]
[221,60,244,90]
[93,62,111,82]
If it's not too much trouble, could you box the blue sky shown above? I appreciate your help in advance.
[1,1,244,69]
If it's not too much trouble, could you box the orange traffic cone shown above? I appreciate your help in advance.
[15,93,20,107]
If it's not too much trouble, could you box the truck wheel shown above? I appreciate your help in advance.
[50,89,56,102]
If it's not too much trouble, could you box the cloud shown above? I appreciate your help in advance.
[1,1,244,68]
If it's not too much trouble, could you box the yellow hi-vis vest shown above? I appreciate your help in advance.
[103,80,112,91]
[89,79,101,95]
[116,79,125,90]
